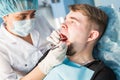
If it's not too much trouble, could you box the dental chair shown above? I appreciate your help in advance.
[0,18,3,24]
[94,6,120,80]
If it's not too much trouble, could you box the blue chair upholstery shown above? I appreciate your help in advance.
[94,6,120,80]
[0,18,3,24]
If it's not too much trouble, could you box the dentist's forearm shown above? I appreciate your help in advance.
[20,66,45,80]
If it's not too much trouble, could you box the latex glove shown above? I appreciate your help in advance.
[47,30,60,45]
[38,42,67,74]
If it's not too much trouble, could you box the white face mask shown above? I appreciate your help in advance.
[11,18,35,37]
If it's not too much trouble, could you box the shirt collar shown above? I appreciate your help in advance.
[63,57,83,68]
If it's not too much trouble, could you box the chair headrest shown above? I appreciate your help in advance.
[94,6,120,80]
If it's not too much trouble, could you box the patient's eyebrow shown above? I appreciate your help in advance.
[64,16,80,22]
[70,17,80,22]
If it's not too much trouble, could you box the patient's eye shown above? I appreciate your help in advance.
[71,20,74,23]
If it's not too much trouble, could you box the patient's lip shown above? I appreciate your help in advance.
[60,33,67,41]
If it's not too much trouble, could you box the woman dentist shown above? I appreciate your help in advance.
[0,0,67,80]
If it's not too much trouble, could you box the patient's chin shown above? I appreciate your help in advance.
[66,44,76,56]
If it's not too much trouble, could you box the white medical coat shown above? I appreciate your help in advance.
[0,15,54,80]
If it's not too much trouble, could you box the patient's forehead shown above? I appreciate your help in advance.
[66,11,88,21]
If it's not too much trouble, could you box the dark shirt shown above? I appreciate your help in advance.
[85,60,116,80]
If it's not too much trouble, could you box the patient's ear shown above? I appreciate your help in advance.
[87,30,99,42]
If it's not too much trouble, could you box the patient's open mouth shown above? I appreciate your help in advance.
[60,33,67,41]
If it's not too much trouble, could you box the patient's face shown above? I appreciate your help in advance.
[61,11,92,56]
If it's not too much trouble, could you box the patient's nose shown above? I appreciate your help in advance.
[61,23,68,29]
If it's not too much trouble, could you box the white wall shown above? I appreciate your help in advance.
[38,0,56,29]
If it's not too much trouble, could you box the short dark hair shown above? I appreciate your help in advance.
[69,4,108,38]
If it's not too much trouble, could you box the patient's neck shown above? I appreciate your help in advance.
[68,52,95,65]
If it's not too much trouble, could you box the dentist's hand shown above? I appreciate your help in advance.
[38,42,67,74]
[38,30,68,74]
[47,30,61,45]
[47,30,67,45]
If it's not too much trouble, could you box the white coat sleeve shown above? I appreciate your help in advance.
[0,53,21,80]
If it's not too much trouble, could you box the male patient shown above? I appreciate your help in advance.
[44,4,116,80]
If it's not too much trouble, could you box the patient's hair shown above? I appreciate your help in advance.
[69,4,108,39]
